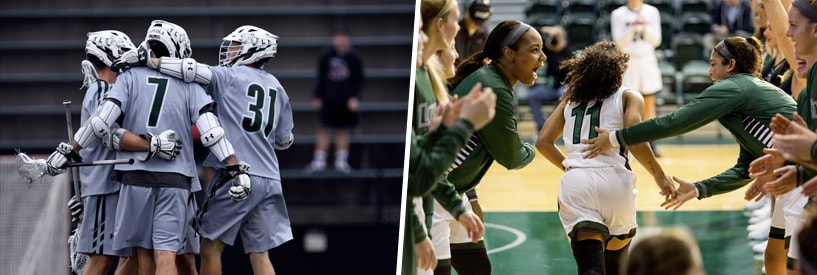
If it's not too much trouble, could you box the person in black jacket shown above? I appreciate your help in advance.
[307,28,365,173]
[705,0,755,54]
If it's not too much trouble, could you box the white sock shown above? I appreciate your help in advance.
[313,150,327,164]
[335,150,348,164]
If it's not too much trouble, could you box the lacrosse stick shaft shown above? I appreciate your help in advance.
[64,158,134,167]
[63,100,82,201]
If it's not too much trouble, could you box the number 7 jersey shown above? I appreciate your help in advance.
[562,87,628,169]
[201,65,294,180]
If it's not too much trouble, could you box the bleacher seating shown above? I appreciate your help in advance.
[680,11,713,35]
[563,12,597,49]
[525,0,563,27]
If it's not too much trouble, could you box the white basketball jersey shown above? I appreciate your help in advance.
[562,87,630,169]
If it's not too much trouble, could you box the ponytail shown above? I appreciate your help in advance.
[449,51,486,89]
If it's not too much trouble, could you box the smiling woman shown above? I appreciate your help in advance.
[440,19,544,275]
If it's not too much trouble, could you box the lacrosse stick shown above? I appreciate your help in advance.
[15,150,133,183]
[63,100,83,203]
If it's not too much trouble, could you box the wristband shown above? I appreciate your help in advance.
[797,165,805,187]
[609,130,620,148]
[811,140,817,163]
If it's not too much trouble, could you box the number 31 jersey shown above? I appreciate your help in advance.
[562,86,628,169]
[201,65,293,181]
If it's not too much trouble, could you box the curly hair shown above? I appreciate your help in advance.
[716,36,764,77]
[560,41,628,104]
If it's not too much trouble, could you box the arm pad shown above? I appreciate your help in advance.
[195,112,235,162]
[158,57,212,85]
[74,100,121,148]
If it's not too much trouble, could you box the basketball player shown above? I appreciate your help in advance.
[441,20,543,275]
[115,25,293,274]
[536,41,674,275]
[581,36,796,210]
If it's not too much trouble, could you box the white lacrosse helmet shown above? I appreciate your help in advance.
[219,25,278,67]
[144,20,192,59]
[85,30,136,67]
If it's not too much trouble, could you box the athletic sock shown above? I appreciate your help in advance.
[433,258,452,275]
[450,246,491,275]
[571,239,605,275]
[604,242,630,275]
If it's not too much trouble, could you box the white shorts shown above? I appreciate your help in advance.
[622,55,663,95]
[771,195,786,238]
[782,187,809,260]
[558,167,637,239]
[430,193,477,260]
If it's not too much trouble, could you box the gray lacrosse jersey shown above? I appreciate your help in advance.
[79,80,119,196]
[107,67,212,179]
[201,66,294,180]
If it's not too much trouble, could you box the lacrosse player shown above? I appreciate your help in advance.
[67,30,138,275]
[50,19,248,274]
[115,24,293,274]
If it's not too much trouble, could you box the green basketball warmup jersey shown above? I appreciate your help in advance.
[447,63,536,193]
[617,73,797,198]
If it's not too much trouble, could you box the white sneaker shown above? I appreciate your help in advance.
[748,219,772,232]
[745,196,770,211]
[306,161,326,173]
[746,226,770,240]
[335,162,351,173]
[753,240,768,253]
[749,210,771,224]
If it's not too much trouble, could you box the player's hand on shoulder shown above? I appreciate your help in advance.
[227,161,251,202]
[111,41,152,72]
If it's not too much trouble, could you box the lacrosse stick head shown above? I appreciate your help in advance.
[15,149,46,184]
[68,233,89,275]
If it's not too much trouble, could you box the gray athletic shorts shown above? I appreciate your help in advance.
[113,184,189,252]
[78,193,131,256]
[197,171,293,253]
[178,195,200,255]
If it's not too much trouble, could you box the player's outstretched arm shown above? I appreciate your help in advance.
[620,90,675,201]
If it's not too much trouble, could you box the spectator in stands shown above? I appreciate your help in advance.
[623,227,705,275]
[705,0,755,54]
[307,28,365,173]
[527,25,572,133]
[455,0,492,65]
[752,0,768,39]
[611,0,664,157]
